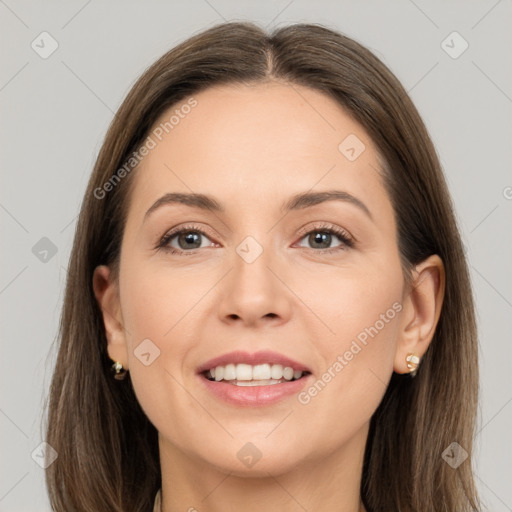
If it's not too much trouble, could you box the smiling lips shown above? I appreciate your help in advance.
[197,350,312,390]
[198,350,311,374]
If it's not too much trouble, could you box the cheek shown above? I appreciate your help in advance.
[120,260,204,345]
[296,257,403,355]
[118,272,204,444]
[292,265,402,424]
[117,263,199,413]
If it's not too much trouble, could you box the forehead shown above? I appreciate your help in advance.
[128,81,390,221]
[149,81,372,161]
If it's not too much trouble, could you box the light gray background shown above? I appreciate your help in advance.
[1,1,511,510]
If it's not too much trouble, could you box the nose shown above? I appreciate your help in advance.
[217,238,293,328]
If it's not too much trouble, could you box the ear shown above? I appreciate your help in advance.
[92,265,129,370]
[394,254,445,374]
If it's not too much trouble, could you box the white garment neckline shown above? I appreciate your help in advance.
[153,488,162,512]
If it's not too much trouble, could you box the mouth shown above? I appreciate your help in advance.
[196,350,313,405]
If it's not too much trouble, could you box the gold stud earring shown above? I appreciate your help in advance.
[111,360,128,380]
[405,353,420,377]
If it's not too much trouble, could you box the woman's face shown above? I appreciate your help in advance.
[104,81,408,475]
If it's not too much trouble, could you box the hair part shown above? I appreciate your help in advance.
[43,21,480,511]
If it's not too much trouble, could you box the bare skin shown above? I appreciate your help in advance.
[93,81,444,512]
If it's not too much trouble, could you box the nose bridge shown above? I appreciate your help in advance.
[233,232,277,300]
[218,229,292,324]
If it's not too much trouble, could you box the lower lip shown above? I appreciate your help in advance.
[198,373,312,406]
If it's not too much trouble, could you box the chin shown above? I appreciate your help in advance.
[195,437,307,478]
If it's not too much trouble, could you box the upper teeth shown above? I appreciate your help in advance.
[209,363,303,382]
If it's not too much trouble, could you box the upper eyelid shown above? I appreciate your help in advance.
[296,222,352,239]
[162,223,217,242]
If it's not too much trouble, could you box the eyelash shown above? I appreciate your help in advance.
[156,222,355,256]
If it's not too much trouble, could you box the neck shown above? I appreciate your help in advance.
[158,424,368,512]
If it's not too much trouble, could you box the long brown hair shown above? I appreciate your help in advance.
[43,21,480,511]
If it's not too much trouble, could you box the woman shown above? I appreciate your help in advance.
[43,21,481,511]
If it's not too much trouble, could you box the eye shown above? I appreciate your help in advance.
[295,223,354,254]
[157,224,217,255]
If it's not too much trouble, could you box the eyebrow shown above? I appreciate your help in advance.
[144,190,372,221]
